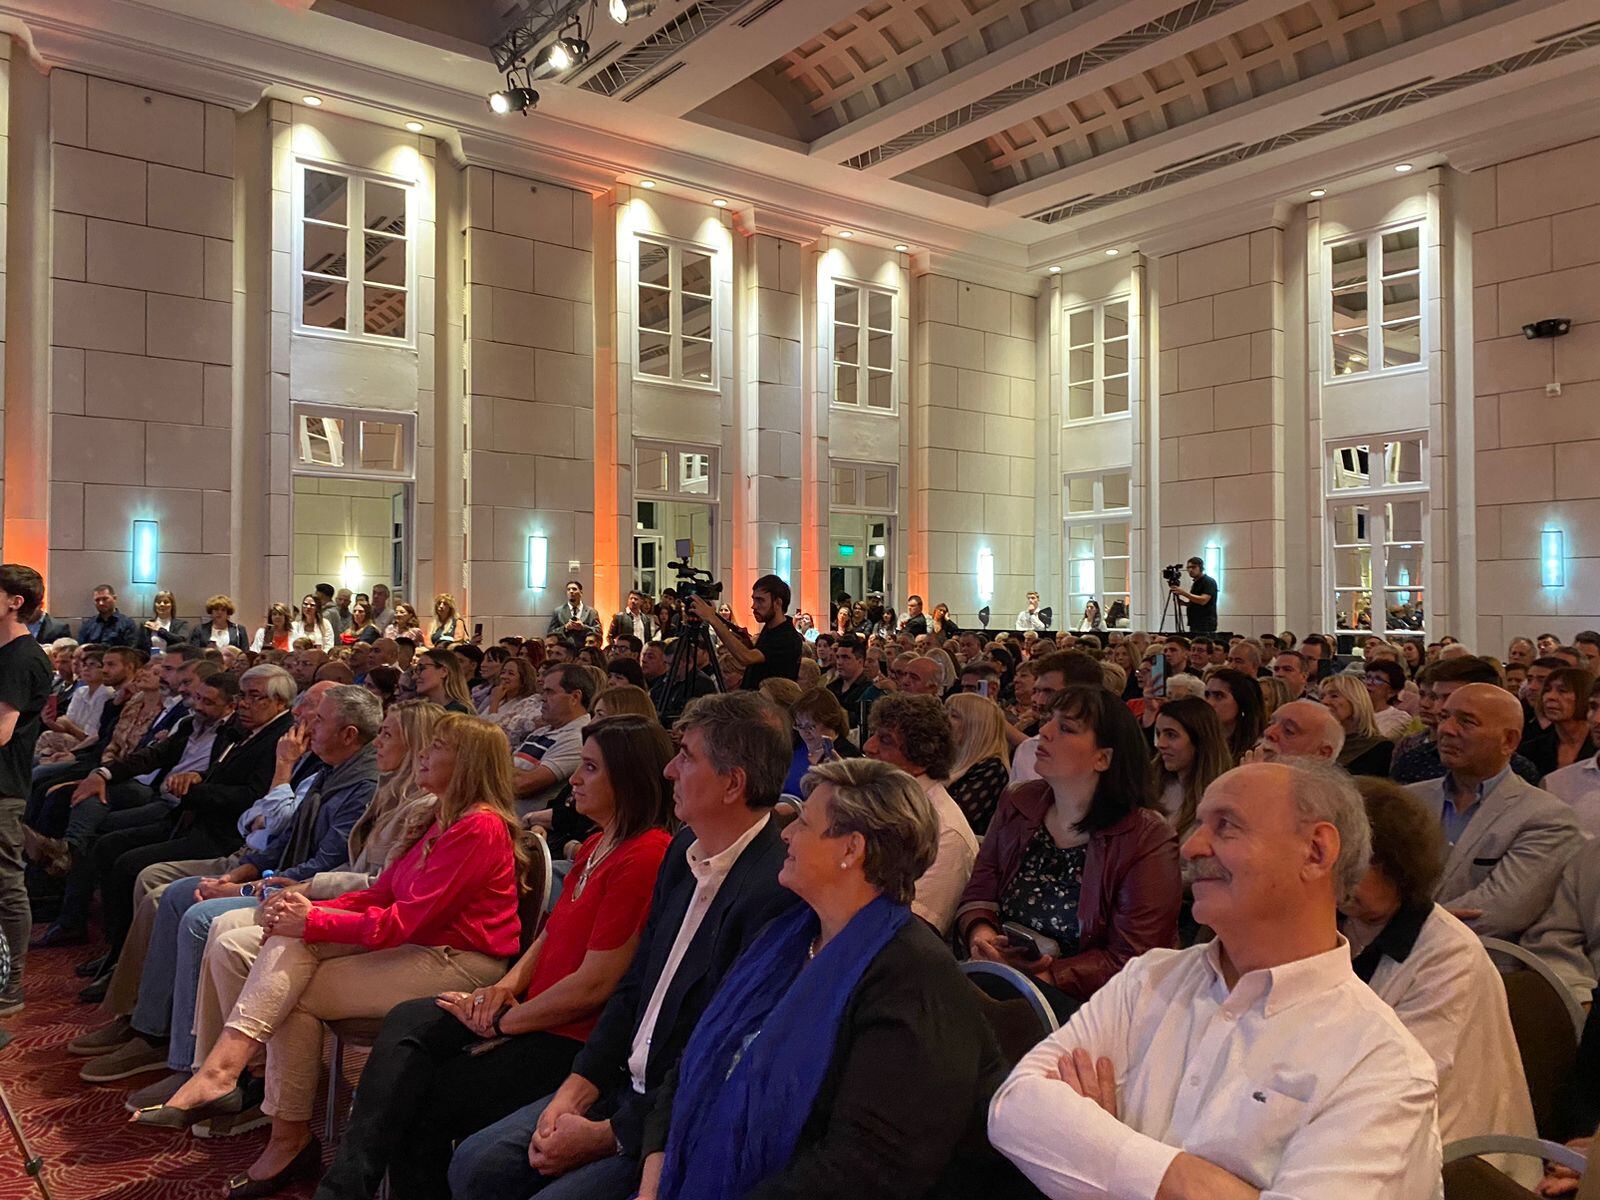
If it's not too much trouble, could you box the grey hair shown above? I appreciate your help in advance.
[322,684,384,742]
[800,758,939,906]
[240,664,296,706]
[1166,673,1205,700]
[50,638,79,653]
[1282,759,1372,899]
[674,692,792,808]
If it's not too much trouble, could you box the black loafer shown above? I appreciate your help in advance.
[75,953,110,979]
[129,1085,246,1130]
[224,1137,322,1199]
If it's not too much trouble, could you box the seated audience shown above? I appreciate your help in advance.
[514,664,595,819]
[443,691,797,1200]
[1344,777,1539,1185]
[412,648,474,714]
[638,757,1006,1200]
[251,603,295,654]
[480,657,545,744]
[863,693,978,935]
[988,760,1443,1199]
[1542,685,1600,835]
[1150,697,1231,842]
[1201,667,1265,764]
[1391,656,1544,786]
[1406,683,1579,940]
[1255,698,1345,763]
[1364,658,1416,740]
[1320,674,1395,776]
[960,686,1180,1020]
[1523,667,1597,780]
[593,684,658,723]
[132,714,523,1197]
[783,686,860,796]
[1009,652,1105,783]
[189,595,247,651]
[605,657,647,691]
[944,693,1011,835]
[314,715,675,1200]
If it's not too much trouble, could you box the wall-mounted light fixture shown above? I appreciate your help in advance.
[1205,542,1223,594]
[131,520,159,585]
[528,535,549,590]
[774,538,792,584]
[1542,529,1565,588]
[977,547,995,603]
[342,554,362,592]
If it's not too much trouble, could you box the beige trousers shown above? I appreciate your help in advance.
[203,927,504,1121]
[102,856,232,1016]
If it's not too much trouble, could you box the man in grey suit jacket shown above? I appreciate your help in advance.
[1407,683,1580,941]
[1522,837,1600,1005]
[548,580,602,639]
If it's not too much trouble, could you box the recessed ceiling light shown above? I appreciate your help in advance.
[639,179,656,188]
[1048,266,1062,274]
[302,95,323,106]
[1309,187,1327,198]
[711,197,727,207]
[404,120,424,133]
[894,243,909,252]
[1394,162,1413,173]
[839,230,854,238]
[1104,248,1120,256]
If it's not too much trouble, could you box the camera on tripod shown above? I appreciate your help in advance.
[668,559,723,614]
[1163,563,1185,588]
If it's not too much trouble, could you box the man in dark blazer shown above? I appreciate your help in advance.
[321,692,798,1200]
[28,610,72,643]
[607,591,656,645]
[549,580,603,639]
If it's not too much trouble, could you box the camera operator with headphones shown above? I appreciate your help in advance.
[1168,555,1219,633]
[687,573,804,689]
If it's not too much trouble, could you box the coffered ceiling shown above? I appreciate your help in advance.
[9,0,1600,271]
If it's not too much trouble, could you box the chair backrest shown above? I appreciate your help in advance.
[961,961,1058,1066]
[1496,968,1579,1137]
[518,830,554,955]
[1483,939,1587,1036]
[1442,1155,1538,1200]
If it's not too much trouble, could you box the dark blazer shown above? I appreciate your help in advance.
[186,620,248,650]
[607,611,656,643]
[140,618,189,653]
[901,614,928,637]
[548,603,602,637]
[644,920,1010,1200]
[240,743,379,881]
[32,613,72,643]
[957,781,1181,999]
[571,816,798,1159]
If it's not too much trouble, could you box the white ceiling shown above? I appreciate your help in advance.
[7,0,1600,274]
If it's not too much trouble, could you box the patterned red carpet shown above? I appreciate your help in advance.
[0,932,348,1200]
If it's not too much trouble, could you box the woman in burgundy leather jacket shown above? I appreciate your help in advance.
[957,685,1181,1018]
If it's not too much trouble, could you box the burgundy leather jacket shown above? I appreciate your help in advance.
[957,779,1181,999]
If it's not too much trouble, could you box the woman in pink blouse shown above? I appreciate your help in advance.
[132,714,524,1199]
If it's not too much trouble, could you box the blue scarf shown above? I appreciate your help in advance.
[658,894,909,1200]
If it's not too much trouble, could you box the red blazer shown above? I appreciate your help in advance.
[957,780,1180,999]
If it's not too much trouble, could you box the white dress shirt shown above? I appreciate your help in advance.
[1542,754,1600,838]
[989,939,1442,1200]
[1358,904,1538,1186]
[912,777,978,935]
[1016,608,1047,633]
[625,815,770,1092]
[1011,736,1040,784]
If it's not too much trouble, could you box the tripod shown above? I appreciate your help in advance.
[1157,584,1187,635]
[0,930,54,1200]
[656,616,723,725]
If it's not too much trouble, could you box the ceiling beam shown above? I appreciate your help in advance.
[981,0,1591,217]
[839,0,1292,176]
[619,0,865,117]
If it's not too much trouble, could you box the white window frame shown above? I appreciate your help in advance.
[829,461,897,606]
[1323,220,1425,383]
[1322,433,1429,641]
[1062,469,1133,618]
[830,279,898,414]
[1063,295,1133,425]
[293,160,415,347]
[291,404,415,481]
[633,236,719,392]
[633,440,720,589]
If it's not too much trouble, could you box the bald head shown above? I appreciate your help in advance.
[1260,699,1346,763]
[902,656,944,697]
[1437,682,1524,778]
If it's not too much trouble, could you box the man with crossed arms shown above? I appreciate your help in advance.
[990,760,1442,1199]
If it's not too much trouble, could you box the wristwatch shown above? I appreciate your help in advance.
[239,881,259,898]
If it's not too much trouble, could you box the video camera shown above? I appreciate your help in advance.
[668,559,724,611]
[1162,563,1185,588]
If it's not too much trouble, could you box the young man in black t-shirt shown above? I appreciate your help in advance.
[689,573,803,690]
[0,563,56,1013]
[1172,555,1219,634]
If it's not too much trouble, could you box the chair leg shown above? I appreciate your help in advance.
[325,1032,344,1145]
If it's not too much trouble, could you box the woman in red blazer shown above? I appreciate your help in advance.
[957,685,1180,1018]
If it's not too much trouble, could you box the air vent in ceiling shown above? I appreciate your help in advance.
[581,0,763,98]
[624,59,687,100]
[1319,77,1433,117]
[1154,143,1243,174]
[736,0,784,27]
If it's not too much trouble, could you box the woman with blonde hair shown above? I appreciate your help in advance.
[594,683,660,723]
[413,647,475,714]
[139,715,524,1195]
[385,602,422,643]
[1257,675,1293,720]
[1320,672,1395,777]
[251,603,296,654]
[482,656,545,743]
[944,693,1010,835]
[428,593,466,647]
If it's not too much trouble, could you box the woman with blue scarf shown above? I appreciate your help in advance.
[638,757,1008,1200]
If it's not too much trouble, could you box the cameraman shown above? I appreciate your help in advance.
[1168,555,1218,633]
[686,573,803,689]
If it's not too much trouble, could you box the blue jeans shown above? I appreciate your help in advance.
[128,876,257,1071]
[448,1092,641,1200]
